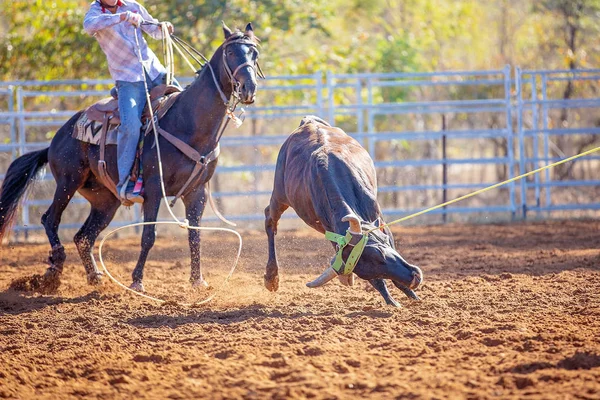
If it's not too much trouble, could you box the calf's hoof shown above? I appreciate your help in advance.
[264,274,279,292]
[385,297,402,308]
[87,271,104,286]
[130,280,145,293]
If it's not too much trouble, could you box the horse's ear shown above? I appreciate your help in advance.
[222,21,233,39]
[245,23,254,35]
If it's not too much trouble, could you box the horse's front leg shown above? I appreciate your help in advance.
[130,192,161,292]
[183,185,208,288]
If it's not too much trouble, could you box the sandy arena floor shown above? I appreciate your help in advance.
[0,219,599,399]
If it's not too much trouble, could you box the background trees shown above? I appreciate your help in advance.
[1,0,599,80]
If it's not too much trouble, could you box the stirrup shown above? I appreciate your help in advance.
[119,182,143,206]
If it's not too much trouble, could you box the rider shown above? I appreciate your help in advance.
[83,0,179,205]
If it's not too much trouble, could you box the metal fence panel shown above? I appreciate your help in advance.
[1,67,599,238]
[515,68,600,218]
[327,65,517,221]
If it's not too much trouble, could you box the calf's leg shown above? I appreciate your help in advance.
[264,200,288,292]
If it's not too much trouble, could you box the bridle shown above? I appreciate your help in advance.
[192,34,263,107]
[179,33,264,132]
[221,35,265,101]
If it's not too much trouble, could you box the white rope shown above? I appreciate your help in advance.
[98,222,242,306]
[161,23,175,85]
[96,25,242,305]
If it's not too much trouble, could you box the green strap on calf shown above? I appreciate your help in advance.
[325,230,368,275]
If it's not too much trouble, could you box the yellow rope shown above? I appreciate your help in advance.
[369,145,600,233]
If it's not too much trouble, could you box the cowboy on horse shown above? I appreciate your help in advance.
[0,12,261,293]
[84,0,180,205]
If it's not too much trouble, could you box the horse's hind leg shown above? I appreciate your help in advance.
[40,174,85,290]
[75,185,120,285]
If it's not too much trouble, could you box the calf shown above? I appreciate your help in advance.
[264,116,423,306]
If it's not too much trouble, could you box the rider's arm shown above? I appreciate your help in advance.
[83,6,123,35]
[137,4,163,40]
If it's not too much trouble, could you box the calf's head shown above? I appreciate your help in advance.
[306,214,423,300]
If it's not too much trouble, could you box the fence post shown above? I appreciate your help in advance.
[315,71,324,119]
[8,86,17,160]
[16,86,29,239]
[367,76,375,156]
[541,73,551,212]
[515,67,527,219]
[503,65,516,220]
[441,114,448,223]
[530,73,541,213]
[327,71,335,125]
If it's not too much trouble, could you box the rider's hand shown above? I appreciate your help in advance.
[162,21,174,35]
[123,11,143,27]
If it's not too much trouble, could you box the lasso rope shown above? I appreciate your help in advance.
[97,23,242,306]
[161,23,175,85]
[98,223,242,306]
[367,145,600,234]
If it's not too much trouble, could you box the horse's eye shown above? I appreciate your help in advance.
[227,51,234,56]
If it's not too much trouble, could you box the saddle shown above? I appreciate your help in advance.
[83,84,183,204]
[85,84,182,125]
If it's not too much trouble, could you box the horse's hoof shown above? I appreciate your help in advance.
[264,274,279,292]
[87,271,104,286]
[39,268,62,294]
[191,279,209,289]
[129,281,145,293]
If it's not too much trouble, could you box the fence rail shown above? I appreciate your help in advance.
[0,66,599,238]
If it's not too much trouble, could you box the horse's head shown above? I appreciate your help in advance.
[220,22,262,104]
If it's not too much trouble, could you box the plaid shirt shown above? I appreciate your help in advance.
[83,0,166,82]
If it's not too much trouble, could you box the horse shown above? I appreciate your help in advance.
[0,23,261,293]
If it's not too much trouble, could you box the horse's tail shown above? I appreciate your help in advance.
[0,148,49,242]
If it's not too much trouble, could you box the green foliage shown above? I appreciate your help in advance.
[0,0,599,81]
[533,0,600,68]
[0,0,107,81]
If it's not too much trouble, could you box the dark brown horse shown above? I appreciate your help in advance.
[0,24,260,293]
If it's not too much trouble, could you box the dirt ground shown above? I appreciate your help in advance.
[0,219,599,399]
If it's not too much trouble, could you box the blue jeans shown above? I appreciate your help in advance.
[115,72,181,191]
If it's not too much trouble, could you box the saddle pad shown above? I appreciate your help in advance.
[73,113,118,145]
